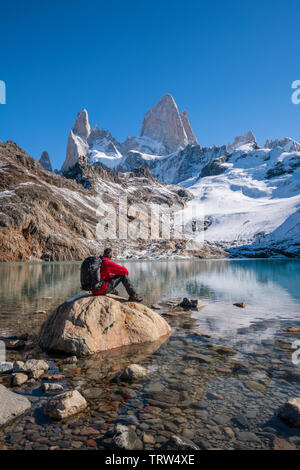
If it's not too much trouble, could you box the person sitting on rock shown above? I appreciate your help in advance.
[92,248,143,302]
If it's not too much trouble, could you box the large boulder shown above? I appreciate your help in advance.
[0,384,31,426]
[38,295,171,357]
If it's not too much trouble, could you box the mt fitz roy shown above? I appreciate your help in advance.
[60,94,300,258]
[0,93,300,261]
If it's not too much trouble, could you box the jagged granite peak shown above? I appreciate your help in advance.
[39,151,52,172]
[61,109,91,172]
[227,131,259,152]
[140,94,189,153]
[88,125,120,148]
[73,109,91,139]
[264,137,300,153]
[180,110,198,145]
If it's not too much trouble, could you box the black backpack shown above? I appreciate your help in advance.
[80,256,104,291]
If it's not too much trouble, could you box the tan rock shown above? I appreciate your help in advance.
[38,295,171,356]
[140,94,189,153]
[273,437,296,450]
[12,373,28,386]
[282,326,300,334]
[44,390,87,420]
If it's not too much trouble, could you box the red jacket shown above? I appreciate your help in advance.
[92,257,129,295]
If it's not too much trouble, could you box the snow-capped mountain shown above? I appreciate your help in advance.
[61,95,300,257]
[61,94,198,172]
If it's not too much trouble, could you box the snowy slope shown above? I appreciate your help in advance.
[177,142,300,257]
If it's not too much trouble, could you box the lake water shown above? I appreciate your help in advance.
[0,259,300,450]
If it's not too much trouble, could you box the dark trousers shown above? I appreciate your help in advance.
[105,275,137,296]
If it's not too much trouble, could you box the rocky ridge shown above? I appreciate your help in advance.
[0,141,224,261]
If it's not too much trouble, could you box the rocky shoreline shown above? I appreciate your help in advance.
[1,294,300,450]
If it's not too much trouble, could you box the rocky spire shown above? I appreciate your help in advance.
[140,94,189,153]
[61,109,91,172]
[73,109,91,139]
[180,110,198,145]
[39,151,52,172]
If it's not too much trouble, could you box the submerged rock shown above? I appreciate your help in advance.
[278,398,300,428]
[178,298,204,311]
[119,364,148,381]
[44,390,87,420]
[0,384,31,426]
[38,295,171,357]
[41,383,64,393]
[113,424,143,450]
[161,435,200,450]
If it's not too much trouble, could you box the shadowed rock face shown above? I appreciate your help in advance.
[39,151,52,172]
[38,294,171,356]
[180,110,198,145]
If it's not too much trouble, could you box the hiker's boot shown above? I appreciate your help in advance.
[121,276,142,302]
[128,293,143,303]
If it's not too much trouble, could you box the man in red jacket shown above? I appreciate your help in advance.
[92,248,143,302]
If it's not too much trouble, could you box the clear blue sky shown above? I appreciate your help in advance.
[1,0,300,170]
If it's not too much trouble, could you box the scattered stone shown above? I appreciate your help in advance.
[86,439,97,448]
[44,390,87,420]
[209,345,236,355]
[215,367,232,374]
[178,298,205,311]
[282,326,300,334]
[224,427,235,439]
[0,384,31,426]
[12,373,28,386]
[183,353,213,364]
[0,362,13,374]
[207,392,223,400]
[233,302,246,308]
[30,369,45,379]
[191,331,211,338]
[119,364,148,381]
[237,431,260,443]
[43,374,64,381]
[161,435,200,450]
[273,437,296,450]
[113,424,143,450]
[278,398,300,428]
[151,304,162,310]
[143,433,155,444]
[13,359,49,377]
[41,382,64,393]
[63,356,78,364]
